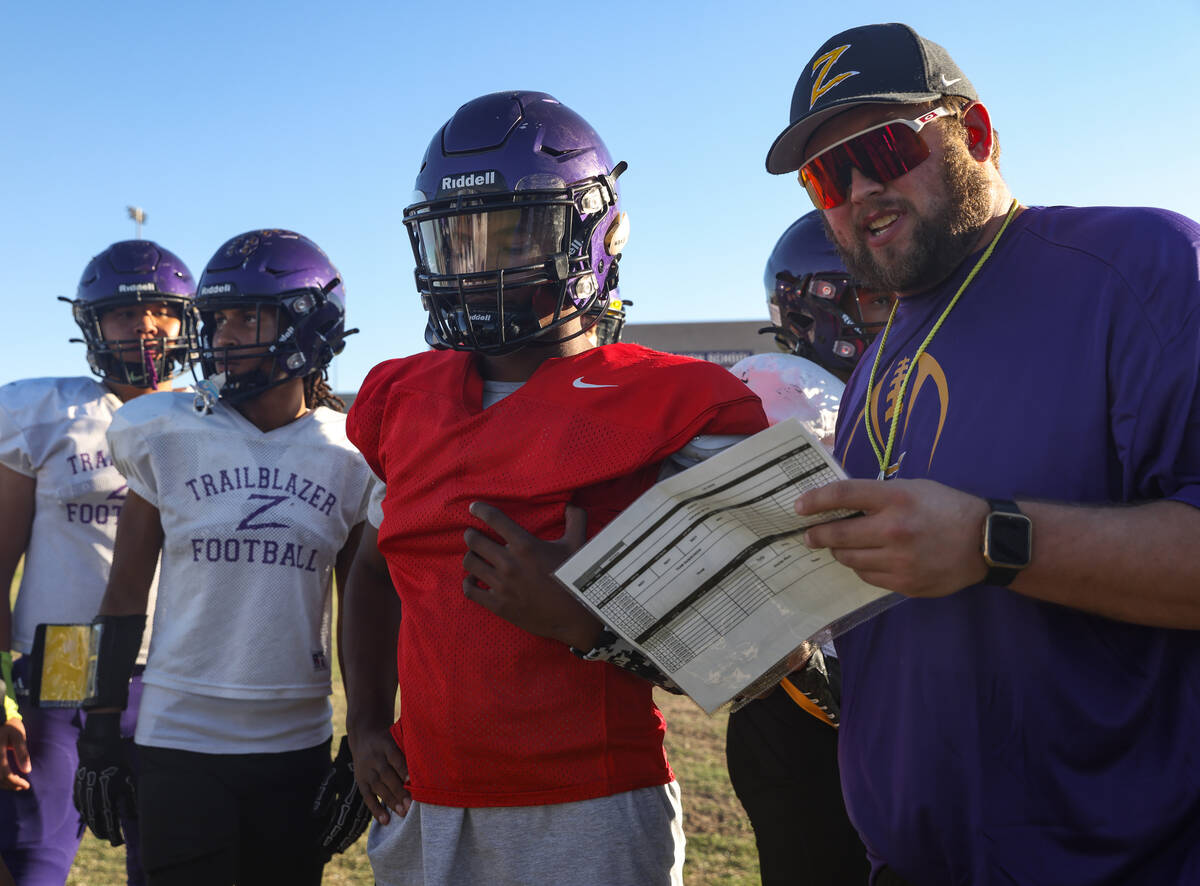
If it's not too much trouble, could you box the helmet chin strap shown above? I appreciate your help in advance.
[212,369,298,407]
[757,323,802,354]
[196,351,296,409]
[438,275,613,356]
[459,310,600,357]
[110,355,161,388]
[524,322,595,350]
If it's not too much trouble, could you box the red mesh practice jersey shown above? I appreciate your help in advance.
[348,343,768,807]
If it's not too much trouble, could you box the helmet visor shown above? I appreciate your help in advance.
[416,204,568,276]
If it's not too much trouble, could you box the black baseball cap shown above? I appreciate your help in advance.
[765,23,977,175]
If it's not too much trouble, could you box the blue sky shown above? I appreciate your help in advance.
[3,0,1197,392]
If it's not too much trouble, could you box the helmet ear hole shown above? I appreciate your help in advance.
[788,312,814,332]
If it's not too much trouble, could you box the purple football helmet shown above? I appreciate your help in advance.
[65,240,197,387]
[762,212,890,375]
[404,91,630,354]
[193,230,348,403]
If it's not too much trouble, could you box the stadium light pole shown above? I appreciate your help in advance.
[127,206,147,238]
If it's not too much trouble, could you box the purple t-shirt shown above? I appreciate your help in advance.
[832,206,1200,885]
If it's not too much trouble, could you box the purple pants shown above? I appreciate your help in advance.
[0,658,144,886]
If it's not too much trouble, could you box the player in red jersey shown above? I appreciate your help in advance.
[343,91,767,886]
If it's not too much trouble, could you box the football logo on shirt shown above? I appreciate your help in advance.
[841,351,950,476]
[183,465,341,574]
[236,494,290,530]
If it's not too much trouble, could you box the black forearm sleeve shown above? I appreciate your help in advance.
[83,614,146,711]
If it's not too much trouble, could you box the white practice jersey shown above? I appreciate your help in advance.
[729,352,844,450]
[0,376,158,662]
[107,393,374,704]
[367,479,385,528]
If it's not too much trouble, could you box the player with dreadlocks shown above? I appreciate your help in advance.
[74,229,376,885]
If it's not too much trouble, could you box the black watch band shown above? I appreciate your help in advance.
[981,498,1032,587]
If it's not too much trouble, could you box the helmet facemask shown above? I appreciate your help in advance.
[66,293,198,388]
[406,170,626,355]
[190,230,350,410]
[766,271,885,373]
[194,287,344,405]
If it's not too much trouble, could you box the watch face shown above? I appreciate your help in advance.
[985,512,1032,569]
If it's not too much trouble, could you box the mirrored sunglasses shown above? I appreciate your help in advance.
[799,107,951,209]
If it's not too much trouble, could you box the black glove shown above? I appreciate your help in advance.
[312,735,372,859]
[73,711,136,847]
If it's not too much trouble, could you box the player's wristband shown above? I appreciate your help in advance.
[569,628,620,661]
[571,629,684,694]
[1,652,20,722]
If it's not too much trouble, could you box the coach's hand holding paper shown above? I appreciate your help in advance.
[798,477,993,597]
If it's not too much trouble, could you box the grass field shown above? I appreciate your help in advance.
[10,563,760,884]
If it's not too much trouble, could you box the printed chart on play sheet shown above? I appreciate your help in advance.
[556,419,897,713]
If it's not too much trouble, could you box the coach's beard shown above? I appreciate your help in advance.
[826,141,994,294]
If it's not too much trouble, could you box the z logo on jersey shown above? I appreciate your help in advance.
[236,493,290,531]
[809,44,859,109]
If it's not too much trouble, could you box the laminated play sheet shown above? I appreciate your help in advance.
[556,419,898,713]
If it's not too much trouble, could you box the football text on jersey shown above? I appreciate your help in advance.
[182,465,341,574]
[189,537,320,572]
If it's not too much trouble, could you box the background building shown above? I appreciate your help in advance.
[622,320,773,368]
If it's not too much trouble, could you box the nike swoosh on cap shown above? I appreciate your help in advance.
[573,376,618,389]
[941,75,962,87]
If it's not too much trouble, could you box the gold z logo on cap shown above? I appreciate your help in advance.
[810,44,859,109]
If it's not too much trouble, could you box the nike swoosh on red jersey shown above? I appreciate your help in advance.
[572,376,618,389]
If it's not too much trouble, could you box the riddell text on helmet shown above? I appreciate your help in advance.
[441,171,497,190]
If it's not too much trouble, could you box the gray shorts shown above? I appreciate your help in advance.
[367,781,685,886]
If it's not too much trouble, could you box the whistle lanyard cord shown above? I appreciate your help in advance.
[863,199,1021,479]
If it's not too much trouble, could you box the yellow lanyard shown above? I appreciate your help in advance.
[863,199,1020,479]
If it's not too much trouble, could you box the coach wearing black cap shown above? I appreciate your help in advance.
[770,22,1200,886]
